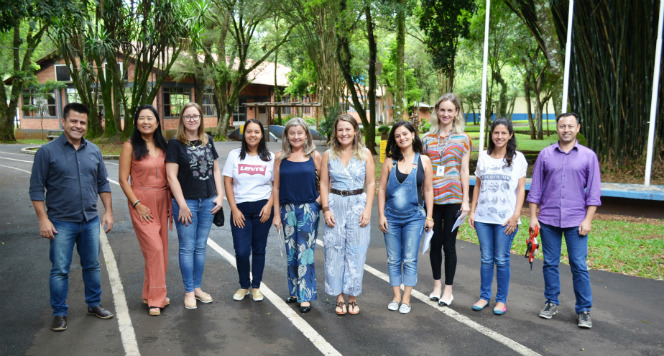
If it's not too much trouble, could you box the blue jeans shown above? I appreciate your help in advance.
[383,208,425,287]
[231,199,272,289]
[475,222,517,303]
[173,197,215,293]
[49,217,101,316]
[540,222,592,313]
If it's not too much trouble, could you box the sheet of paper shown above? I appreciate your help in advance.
[421,228,434,255]
[451,213,468,232]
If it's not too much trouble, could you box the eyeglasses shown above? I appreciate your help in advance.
[183,114,201,122]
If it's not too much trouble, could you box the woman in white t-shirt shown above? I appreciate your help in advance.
[468,118,527,315]
[223,119,275,302]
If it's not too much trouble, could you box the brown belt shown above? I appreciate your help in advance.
[330,188,364,197]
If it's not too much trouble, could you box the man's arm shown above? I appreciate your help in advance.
[32,200,57,239]
[579,206,597,236]
[99,192,113,233]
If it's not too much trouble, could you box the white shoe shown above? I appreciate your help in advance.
[438,294,454,307]
[399,303,411,314]
[233,288,250,301]
[387,301,400,311]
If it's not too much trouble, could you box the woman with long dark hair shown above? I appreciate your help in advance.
[223,119,275,302]
[166,102,223,310]
[468,118,527,315]
[377,121,434,314]
[119,105,171,316]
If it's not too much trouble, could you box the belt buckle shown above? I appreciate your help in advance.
[341,190,349,197]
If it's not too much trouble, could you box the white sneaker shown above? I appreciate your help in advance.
[387,301,399,311]
[399,303,411,314]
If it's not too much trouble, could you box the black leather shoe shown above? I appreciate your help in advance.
[87,305,114,319]
[299,304,312,313]
[285,296,298,304]
[51,316,67,331]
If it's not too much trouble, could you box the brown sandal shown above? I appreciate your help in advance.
[335,301,347,315]
[348,301,360,315]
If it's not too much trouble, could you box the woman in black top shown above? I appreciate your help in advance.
[165,102,223,310]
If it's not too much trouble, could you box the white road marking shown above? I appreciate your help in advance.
[316,240,541,356]
[207,239,342,356]
[99,228,141,356]
[0,156,33,164]
[0,163,31,174]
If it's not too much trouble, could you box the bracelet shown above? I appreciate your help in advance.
[426,217,434,222]
[322,206,330,212]
[132,199,140,207]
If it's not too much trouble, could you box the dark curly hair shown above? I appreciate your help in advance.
[385,121,422,161]
[487,117,517,167]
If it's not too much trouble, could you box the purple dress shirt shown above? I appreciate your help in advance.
[527,141,602,228]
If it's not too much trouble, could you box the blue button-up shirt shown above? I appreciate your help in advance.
[29,134,111,222]
[527,141,602,228]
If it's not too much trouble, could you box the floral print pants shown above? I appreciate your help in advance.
[281,202,320,302]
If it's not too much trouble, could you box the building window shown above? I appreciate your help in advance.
[54,64,72,82]
[202,89,217,116]
[22,89,57,118]
[163,87,191,117]
[65,88,104,114]
[232,98,247,122]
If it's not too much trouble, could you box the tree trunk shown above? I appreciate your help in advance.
[365,5,377,154]
[394,0,405,122]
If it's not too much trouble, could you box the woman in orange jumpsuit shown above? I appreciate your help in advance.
[119,105,171,316]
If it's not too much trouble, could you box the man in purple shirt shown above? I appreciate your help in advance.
[527,112,602,329]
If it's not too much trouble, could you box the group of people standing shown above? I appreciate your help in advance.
[30,92,601,332]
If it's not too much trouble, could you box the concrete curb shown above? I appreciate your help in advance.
[21,146,120,160]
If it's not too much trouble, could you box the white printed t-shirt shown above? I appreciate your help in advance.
[222,148,274,204]
[473,150,527,225]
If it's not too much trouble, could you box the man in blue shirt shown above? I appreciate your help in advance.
[29,103,114,332]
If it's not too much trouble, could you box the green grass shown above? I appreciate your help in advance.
[16,139,49,145]
[456,216,664,280]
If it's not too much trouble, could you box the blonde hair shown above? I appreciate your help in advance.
[176,102,208,145]
[281,117,316,158]
[429,93,465,134]
[329,113,365,160]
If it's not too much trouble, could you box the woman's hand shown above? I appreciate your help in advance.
[379,215,388,233]
[232,207,245,228]
[178,204,193,226]
[135,203,153,223]
[461,201,471,217]
[468,211,476,229]
[324,210,336,227]
[359,208,371,227]
[424,218,434,232]
[211,195,223,214]
[259,203,272,223]
[503,214,519,235]
[273,215,282,231]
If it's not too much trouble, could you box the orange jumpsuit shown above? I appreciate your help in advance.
[128,152,171,308]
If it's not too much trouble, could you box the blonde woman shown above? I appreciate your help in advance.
[273,118,322,313]
[422,93,472,307]
[320,114,375,315]
[165,102,223,310]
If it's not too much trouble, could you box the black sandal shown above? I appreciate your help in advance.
[348,301,359,315]
[335,301,347,315]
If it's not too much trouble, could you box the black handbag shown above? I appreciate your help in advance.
[213,208,225,227]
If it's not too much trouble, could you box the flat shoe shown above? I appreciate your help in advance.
[387,301,400,311]
[195,291,213,303]
[348,301,359,315]
[438,294,454,307]
[143,297,170,307]
[233,288,250,301]
[184,295,197,310]
[149,307,161,316]
[51,316,67,331]
[87,305,114,319]
[494,306,507,315]
[335,301,347,315]
[251,289,264,302]
[472,299,489,311]
[299,303,312,313]
[399,303,411,314]
[285,296,298,303]
[429,292,440,301]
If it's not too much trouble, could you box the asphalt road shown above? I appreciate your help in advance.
[0,142,662,356]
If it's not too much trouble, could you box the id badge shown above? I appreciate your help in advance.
[436,165,445,177]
